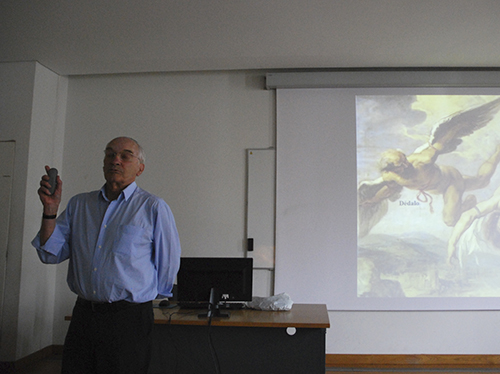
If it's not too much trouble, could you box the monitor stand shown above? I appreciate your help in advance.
[198,287,230,319]
[198,305,230,319]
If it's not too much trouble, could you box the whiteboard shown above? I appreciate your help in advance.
[246,148,275,269]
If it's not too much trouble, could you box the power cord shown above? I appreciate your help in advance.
[161,309,208,373]
[207,313,222,374]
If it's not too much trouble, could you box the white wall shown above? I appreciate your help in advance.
[0,62,34,361]
[51,70,275,343]
[330,310,500,354]
[17,63,67,358]
[0,62,67,361]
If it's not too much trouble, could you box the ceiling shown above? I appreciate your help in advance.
[1,0,500,76]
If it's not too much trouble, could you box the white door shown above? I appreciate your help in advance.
[0,141,15,324]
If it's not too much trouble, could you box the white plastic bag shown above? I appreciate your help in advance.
[245,292,293,311]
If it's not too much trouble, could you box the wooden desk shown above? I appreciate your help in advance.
[149,303,330,374]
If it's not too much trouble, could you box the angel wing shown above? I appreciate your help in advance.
[358,179,402,237]
[415,98,500,155]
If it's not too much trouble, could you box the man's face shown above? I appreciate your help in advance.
[103,137,145,188]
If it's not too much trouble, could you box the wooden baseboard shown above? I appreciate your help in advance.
[0,345,64,372]
[4,349,500,371]
[326,354,500,369]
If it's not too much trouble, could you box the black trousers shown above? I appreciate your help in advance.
[62,297,154,374]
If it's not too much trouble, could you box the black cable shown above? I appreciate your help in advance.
[207,314,222,374]
[162,303,223,374]
[161,309,208,374]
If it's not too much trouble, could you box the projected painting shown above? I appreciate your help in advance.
[357,95,500,298]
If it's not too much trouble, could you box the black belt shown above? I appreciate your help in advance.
[77,297,149,313]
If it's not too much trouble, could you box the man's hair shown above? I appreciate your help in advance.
[107,136,146,164]
[379,149,406,172]
[128,137,146,164]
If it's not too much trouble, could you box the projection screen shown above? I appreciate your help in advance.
[274,80,500,310]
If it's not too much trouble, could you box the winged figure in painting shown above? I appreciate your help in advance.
[358,98,500,238]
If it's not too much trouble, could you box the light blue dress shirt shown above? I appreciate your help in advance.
[32,182,181,303]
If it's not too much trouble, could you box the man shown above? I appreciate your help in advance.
[366,144,500,225]
[358,144,500,238]
[32,137,181,374]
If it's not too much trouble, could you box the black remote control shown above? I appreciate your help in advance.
[47,168,58,195]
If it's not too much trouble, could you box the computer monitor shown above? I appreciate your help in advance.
[176,257,253,308]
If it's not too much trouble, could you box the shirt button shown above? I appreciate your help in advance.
[94,268,97,272]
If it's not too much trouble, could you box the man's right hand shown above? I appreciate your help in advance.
[38,165,62,216]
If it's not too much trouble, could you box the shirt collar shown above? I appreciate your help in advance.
[100,181,137,202]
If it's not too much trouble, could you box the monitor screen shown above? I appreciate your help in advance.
[176,257,253,306]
